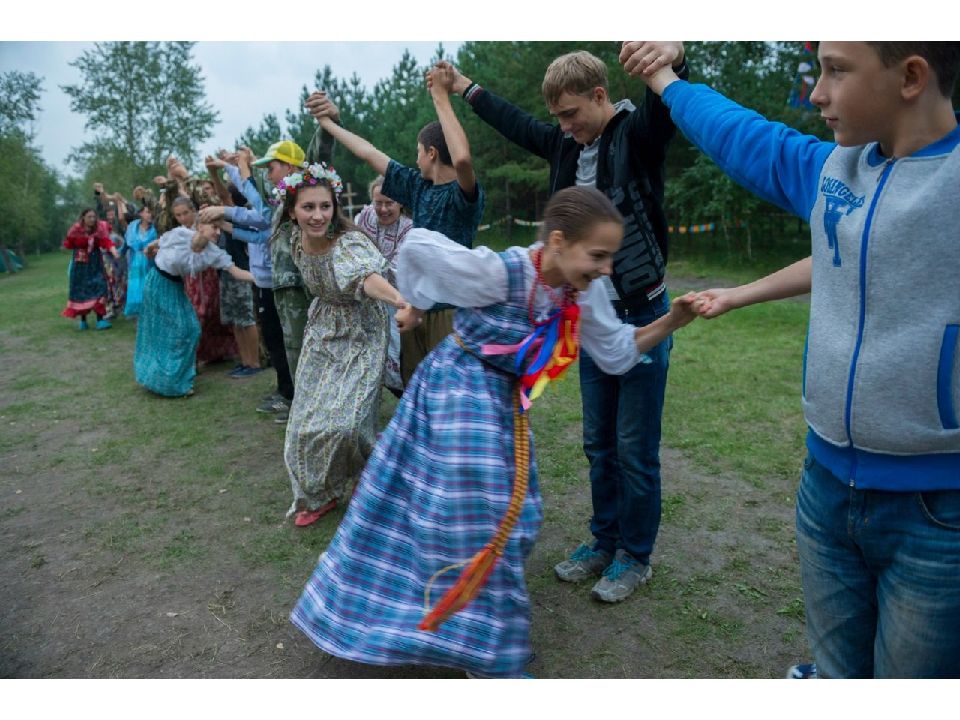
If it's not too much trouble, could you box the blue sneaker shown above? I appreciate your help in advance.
[786,663,819,679]
[230,365,263,378]
[95,319,112,330]
[77,319,89,330]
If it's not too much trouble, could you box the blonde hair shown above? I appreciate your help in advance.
[368,175,385,200]
[542,51,609,106]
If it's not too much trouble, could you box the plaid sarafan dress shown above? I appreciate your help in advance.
[291,247,543,678]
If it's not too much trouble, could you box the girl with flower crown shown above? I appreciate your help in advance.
[290,186,701,678]
[277,163,409,527]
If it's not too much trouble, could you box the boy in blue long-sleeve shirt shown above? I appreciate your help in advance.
[199,144,294,402]
[625,41,960,678]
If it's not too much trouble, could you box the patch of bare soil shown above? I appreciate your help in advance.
[1,315,805,680]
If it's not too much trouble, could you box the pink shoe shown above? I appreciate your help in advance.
[294,499,337,527]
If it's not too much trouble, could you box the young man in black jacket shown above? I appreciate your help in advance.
[449,42,688,603]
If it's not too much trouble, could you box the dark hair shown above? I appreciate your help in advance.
[538,186,623,244]
[227,183,247,208]
[867,42,960,97]
[279,178,359,241]
[417,121,452,166]
[78,207,96,221]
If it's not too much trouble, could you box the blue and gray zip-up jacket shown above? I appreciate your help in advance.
[662,80,960,491]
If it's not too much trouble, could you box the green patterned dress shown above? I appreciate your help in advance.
[283,230,389,516]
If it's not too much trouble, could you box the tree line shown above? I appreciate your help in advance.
[6,41,957,261]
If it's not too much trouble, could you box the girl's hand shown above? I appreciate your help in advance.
[395,304,423,333]
[669,292,700,328]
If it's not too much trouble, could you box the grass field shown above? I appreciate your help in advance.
[0,241,812,679]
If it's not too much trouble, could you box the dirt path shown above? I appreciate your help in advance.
[0,269,807,679]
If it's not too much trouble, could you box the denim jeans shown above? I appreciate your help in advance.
[579,292,672,565]
[796,452,960,678]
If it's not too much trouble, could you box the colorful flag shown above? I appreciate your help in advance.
[788,42,817,109]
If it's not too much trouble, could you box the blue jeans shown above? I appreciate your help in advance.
[579,293,672,565]
[796,452,960,678]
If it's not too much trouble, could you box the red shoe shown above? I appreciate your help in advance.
[294,499,337,527]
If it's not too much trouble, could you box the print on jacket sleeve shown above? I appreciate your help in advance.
[820,177,865,267]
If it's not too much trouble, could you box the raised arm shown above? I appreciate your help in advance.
[450,64,562,161]
[427,61,476,197]
[205,155,233,205]
[305,91,389,175]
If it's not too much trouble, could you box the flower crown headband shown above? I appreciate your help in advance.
[270,162,344,204]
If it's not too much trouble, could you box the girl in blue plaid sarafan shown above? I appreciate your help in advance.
[291,186,699,677]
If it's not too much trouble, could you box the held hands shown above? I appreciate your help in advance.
[691,288,739,319]
[93,182,104,194]
[668,291,703,329]
[205,154,227,171]
[144,240,160,260]
[153,175,168,186]
[237,146,255,168]
[197,205,226,224]
[166,155,188,181]
[305,91,340,126]
[218,148,240,165]
[619,41,684,95]
[426,61,456,97]
[395,304,424,333]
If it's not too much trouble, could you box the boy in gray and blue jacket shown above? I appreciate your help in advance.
[624,41,960,678]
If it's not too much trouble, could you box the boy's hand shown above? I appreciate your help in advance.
[426,61,456,96]
[692,288,738,319]
[619,41,684,76]
[305,91,340,124]
[395,304,424,333]
[448,64,472,95]
[93,182,104,194]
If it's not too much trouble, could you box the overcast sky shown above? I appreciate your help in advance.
[0,41,463,171]
[0,2,926,176]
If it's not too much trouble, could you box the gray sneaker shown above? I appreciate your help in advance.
[554,542,612,583]
[590,549,652,603]
[273,408,290,424]
[257,394,289,414]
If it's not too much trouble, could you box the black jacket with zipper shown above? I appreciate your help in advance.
[464,61,689,313]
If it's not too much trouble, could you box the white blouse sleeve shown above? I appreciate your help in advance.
[156,227,234,276]
[578,279,651,375]
[185,242,234,275]
[396,228,509,310]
